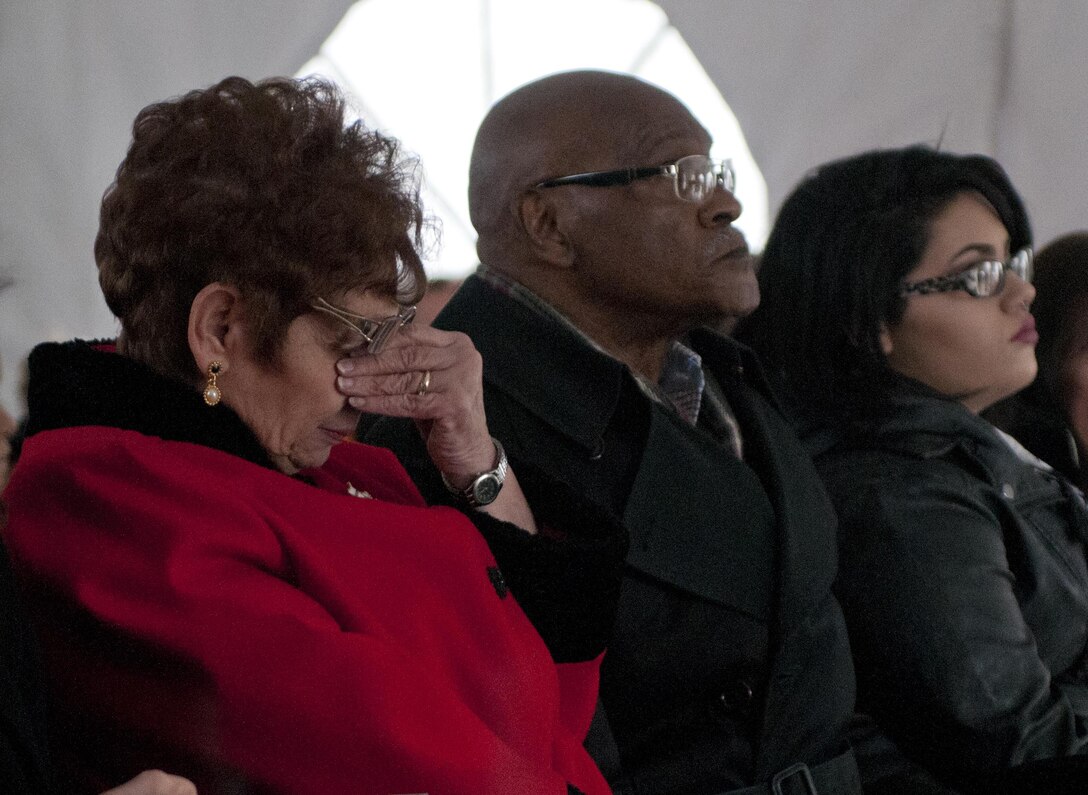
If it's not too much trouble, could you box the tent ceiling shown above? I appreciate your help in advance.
[1,0,1085,411]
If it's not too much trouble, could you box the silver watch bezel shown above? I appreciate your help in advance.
[441,437,508,508]
[467,471,503,507]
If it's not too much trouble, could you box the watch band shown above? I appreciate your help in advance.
[440,437,508,508]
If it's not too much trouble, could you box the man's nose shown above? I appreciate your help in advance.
[699,183,742,227]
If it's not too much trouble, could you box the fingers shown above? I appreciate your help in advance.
[338,324,471,379]
[339,369,432,403]
[100,770,198,795]
[335,326,483,420]
[336,325,497,478]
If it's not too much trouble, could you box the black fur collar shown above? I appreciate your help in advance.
[24,340,276,471]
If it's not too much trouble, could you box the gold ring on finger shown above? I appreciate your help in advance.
[416,369,432,396]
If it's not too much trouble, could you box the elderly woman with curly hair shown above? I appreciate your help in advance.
[1,76,623,795]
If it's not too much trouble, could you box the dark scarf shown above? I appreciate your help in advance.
[24,340,276,472]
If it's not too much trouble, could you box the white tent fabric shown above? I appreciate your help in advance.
[1,0,1085,413]
[666,0,1087,227]
[299,0,769,278]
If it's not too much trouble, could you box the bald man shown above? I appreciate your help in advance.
[358,71,863,794]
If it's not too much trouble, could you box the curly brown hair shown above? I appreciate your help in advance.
[96,75,427,384]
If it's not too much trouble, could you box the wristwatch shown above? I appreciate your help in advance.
[441,437,508,508]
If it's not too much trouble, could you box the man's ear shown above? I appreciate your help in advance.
[878,322,894,356]
[516,190,574,268]
[187,282,245,376]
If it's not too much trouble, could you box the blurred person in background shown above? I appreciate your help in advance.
[987,232,1088,492]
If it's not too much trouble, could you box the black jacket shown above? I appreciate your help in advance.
[366,275,862,794]
[813,385,1088,791]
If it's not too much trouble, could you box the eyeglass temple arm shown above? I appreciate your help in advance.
[538,166,663,188]
[900,271,967,295]
[312,297,368,325]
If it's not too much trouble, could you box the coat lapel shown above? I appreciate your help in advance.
[623,406,774,618]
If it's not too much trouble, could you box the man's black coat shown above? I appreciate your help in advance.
[365,275,859,794]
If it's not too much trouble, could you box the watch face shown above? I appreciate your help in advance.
[471,474,502,506]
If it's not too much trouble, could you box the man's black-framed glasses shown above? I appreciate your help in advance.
[535,155,736,203]
[899,247,1034,299]
[311,297,416,354]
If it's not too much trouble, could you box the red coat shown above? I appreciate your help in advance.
[4,380,610,793]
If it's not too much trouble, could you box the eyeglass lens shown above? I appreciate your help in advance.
[967,249,1033,297]
[1010,248,1033,282]
[972,260,1004,296]
[312,298,416,355]
[676,156,735,202]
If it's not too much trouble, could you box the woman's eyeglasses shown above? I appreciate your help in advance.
[311,297,416,354]
[535,155,735,204]
[899,248,1034,299]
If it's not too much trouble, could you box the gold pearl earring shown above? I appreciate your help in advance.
[203,361,223,406]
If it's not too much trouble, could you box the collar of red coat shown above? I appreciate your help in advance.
[24,339,278,473]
